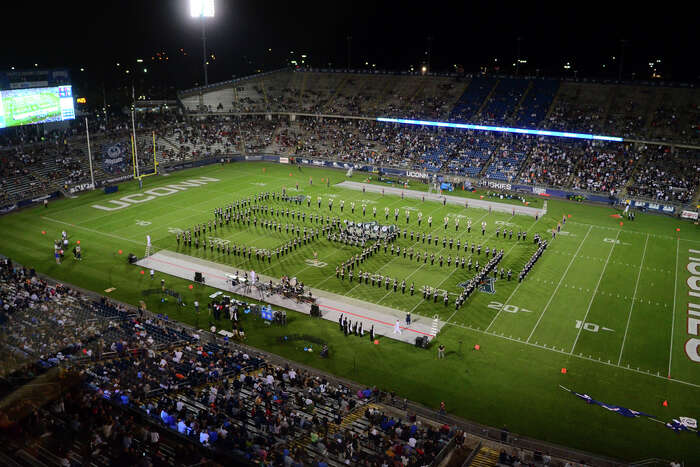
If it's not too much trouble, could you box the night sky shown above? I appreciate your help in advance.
[1,1,696,93]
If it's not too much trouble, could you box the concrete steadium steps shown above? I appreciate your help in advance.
[468,445,500,467]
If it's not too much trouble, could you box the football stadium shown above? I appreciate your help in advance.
[0,2,698,466]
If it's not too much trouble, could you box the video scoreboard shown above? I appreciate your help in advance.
[0,85,75,129]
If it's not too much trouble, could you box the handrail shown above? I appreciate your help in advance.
[462,441,482,467]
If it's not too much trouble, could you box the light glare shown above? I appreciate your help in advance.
[190,0,215,18]
[376,118,624,142]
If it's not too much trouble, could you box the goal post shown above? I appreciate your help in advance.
[130,125,158,183]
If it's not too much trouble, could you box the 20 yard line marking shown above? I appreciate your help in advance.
[668,238,680,377]
[525,225,592,342]
[617,233,648,365]
[480,213,544,331]
[570,229,619,354]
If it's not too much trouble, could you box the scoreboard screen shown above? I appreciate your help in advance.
[0,85,75,129]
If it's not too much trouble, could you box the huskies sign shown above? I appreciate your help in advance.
[91,177,220,211]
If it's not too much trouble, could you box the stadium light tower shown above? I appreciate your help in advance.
[190,0,215,87]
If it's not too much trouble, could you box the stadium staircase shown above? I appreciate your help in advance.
[509,81,534,125]
[299,72,309,111]
[467,445,500,467]
[408,78,428,108]
[474,79,500,121]
[619,142,648,197]
[260,76,271,110]
[159,134,180,151]
[600,85,617,128]
[478,148,499,178]
[374,77,398,114]
[543,82,564,122]
[642,90,663,135]
[513,148,535,183]
[323,75,349,113]
[290,401,379,453]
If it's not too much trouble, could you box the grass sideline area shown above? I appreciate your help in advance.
[0,161,698,463]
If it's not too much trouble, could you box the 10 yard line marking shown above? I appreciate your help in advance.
[668,238,680,377]
[443,319,700,389]
[570,229,619,354]
[617,233,648,365]
[525,225,592,342]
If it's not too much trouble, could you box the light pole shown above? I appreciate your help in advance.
[190,0,215,86]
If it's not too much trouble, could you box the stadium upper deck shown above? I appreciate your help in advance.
[179,69,700,145]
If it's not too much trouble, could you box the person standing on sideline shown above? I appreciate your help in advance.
[150,269,155,279]
[393,320,402,335]
[438,344,445,359]
[405,311,411,326]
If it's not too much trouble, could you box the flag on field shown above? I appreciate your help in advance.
[665,417,697,432]
[563,385,697,435]
[679,416,697,429]
[666,419,689,432]
[571,391,654,418]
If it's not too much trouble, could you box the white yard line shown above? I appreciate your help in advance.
[339,207,490,296]
[617,234,649,365]
[392,211,504,314]
[566,219,700,244]
[376,210,500,306]
[442,319,700,389]
[668,238,680,377]
[41,216,144,246]
[448,213,541,326]
[524,225,593,342]
[478,213,545,331]
[569,229,620,354]
[311,197,430,289]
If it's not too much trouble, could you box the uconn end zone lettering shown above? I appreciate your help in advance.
[685,248,700,362]
[91,177,220,211]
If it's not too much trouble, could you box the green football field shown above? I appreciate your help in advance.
[1,162,699,462]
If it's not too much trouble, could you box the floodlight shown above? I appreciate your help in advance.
[190,0,215,18]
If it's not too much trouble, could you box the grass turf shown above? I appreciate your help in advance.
[1,161,698,463]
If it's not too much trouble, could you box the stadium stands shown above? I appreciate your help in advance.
[626,146,700,203]
[0,256,468,466]
[512,79,560,128]
[449,77,498,123]
[1,69,699,212]
[479,78,529,125]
